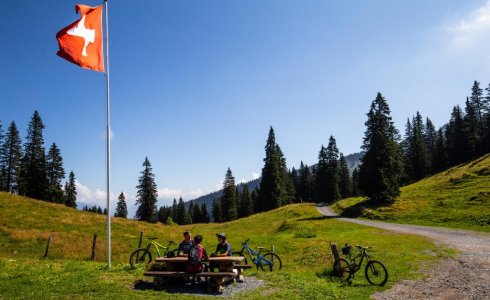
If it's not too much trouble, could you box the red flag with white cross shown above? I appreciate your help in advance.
[56,4,104,72]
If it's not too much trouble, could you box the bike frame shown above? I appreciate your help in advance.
[346,247,371,273]
[240,242,273,267]
[144,239,173,258]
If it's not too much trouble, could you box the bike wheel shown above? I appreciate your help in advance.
[130,248,152,269]
[365,260,388,286]
[333,258,352,281]
[232,251,248,265]
[259,252,282,271]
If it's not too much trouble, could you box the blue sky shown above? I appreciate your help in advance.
[2,1,490,217]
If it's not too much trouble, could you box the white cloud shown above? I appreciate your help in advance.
[446,1,490,48]
[157,187,205,201]
[158,188,182,199]
[75,180,117,207]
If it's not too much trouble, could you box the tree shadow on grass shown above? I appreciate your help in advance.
[337,199,392,218]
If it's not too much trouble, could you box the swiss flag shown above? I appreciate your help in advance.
[56,4,104,72]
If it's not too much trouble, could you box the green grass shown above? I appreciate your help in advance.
[0,192,453,299]
[332,154,490,232]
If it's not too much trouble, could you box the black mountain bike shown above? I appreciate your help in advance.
[334,244,388,286]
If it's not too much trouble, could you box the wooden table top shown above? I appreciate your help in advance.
[155,256,245,263]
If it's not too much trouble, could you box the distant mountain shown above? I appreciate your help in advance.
[184,178,260,210]
[185,152,362,210]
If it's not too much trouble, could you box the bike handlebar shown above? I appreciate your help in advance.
[242,238,250,245]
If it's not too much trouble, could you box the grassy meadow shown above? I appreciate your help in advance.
[0,192,454,299]
[332,154,490,232]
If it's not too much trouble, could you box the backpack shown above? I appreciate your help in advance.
[186,246,203,273]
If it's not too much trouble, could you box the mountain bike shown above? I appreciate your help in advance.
[232,239,282,271]
[334,244,388,286]
[129,238,177,269]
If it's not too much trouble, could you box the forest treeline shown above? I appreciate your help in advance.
[3,81,489,223]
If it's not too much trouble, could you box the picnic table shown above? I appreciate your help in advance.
[144,256,252,292]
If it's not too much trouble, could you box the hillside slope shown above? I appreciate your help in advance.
[332,154,490,232]
[0,192,450,299]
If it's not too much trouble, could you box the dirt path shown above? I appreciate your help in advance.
[317,206,490,300]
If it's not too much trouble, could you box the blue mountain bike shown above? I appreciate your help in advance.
[232,239,282,271]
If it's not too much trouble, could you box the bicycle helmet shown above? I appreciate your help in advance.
[216,233,226,239]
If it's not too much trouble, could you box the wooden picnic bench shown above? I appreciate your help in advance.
[145,256,251,292]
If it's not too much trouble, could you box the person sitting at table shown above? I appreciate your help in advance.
[177,231,194,256]
[209,233,232,272]
[186,234,208,274]
[213,233,232,256]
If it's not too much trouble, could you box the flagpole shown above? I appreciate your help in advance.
[104,0,111,269]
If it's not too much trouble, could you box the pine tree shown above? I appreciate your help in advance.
[338,153,352,199]
[201,203,210,223]
[464,97,480,158]
[411,112,430,180]
[298,161,312,202]
[484,83,490,152]
[172,198,178,221]
[46,143,65,203]
[238,185,253,218]
[115,192,128,218]
[425,118,438,173]
[402,118,414,181]
[64,171,77,208]
[351,167,360,196]
[0,120,4,190]
[291,167,300,202]
[135,157,158,222]
[325,136,340,203]
[359,93,404,203]
[446,105,468,165]
[220,167,237,221]
[277,145,295,205]
[212,198,222,222]
[315,145,329,203]
[18,111,49,200]
[183,212,192,225]
[469,81,487,155]
[433,128,448,172]
[192,203,202,223]
[0,122,22,193]
[257,127,290,211]
[176,197,186,225]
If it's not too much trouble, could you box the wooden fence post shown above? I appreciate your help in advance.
[43,235,52,258]
[330,242,341,276]
[91,234,97,261]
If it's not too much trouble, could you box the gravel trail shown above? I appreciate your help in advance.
[317,205,490,300]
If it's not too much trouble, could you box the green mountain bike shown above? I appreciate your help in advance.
[129,237,177,269]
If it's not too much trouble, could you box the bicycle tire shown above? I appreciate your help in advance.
[259,252,282,271]
[232,251,248,265]
[333,258,352,281]
[129,248,152,269]
[365,260,388,286]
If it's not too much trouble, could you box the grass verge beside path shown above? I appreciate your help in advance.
[332,154,490,232]
[0,193,453,299]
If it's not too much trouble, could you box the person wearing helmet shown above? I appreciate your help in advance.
[213,233,231,257]
[209,233,232,272]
